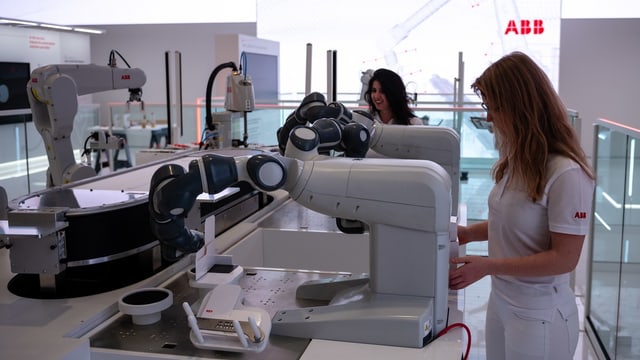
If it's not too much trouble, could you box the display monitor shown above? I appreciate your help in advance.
[0,61,31,112]
[243,52,279,104]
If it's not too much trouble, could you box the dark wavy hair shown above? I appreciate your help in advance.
[364,68,416,125]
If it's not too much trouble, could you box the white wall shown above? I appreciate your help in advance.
[89,23,256,125]
[0,26,92,197]
[258,0,563,99]
[0,26,90,67]
[558,18,640,297]
[558,18,640,158]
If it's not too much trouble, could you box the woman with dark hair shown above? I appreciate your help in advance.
[365,68,422,125]
[448,51,595,359]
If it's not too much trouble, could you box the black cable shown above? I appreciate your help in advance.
[108,49,132,68]
[205,62,237,131]
[80,133,98,158]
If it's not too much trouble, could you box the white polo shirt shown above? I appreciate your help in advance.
[487,154,595,309]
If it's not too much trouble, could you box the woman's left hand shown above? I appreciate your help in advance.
[448,256,490,290]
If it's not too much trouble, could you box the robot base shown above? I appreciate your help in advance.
[271,283,434,348]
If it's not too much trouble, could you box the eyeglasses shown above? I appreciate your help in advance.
[480,102,499,112]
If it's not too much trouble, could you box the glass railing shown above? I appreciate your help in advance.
[0,104,99,201]
[3,96,499,217]
[0,94,586,225]
[109,97,497,157]
[586,118,640,360]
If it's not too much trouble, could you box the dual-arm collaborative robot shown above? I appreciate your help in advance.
[27,60,146,187]
[148,97,458,347]
[276,92,460,214]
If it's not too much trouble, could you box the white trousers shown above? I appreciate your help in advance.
[485,286,579,360]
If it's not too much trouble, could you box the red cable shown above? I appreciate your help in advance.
[436,322,472,360]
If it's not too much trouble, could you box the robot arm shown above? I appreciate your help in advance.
[277,92,371,158]
[28,63,146,187]
[150,93,458,258]
[148,153,288,260]
[277,94,460,214]
[347,118,460,215]
[149,122,451,257]
[358,69,374,106]
[148,123,454,341]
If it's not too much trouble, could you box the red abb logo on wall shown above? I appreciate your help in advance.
[504,19,545,35]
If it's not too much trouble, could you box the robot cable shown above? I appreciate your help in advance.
[436,322,471,360]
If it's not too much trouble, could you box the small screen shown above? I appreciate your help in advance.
[243,52,278,104]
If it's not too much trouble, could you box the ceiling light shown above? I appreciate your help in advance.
[0,17,104,35]
[40,24,73,31]
[73,27,104,34]
[0,19,37,26]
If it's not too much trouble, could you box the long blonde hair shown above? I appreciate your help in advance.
[471,51,594,201]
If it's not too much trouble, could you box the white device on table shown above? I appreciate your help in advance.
[182,284,271,353]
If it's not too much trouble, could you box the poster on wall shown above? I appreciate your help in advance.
[0,26,90,123]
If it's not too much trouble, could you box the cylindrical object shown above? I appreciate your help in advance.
[326,50,333,103]
[118,287,173,325]
[332,50,337,101]
[305,43,312,96]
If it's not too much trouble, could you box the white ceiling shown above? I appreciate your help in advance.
[0,0,257,25]
[1,0,639,26]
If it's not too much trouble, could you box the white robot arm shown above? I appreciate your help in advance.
[357,69,374,106]
[363,122,460,214]
[28,63,146,187]
[149,122,453,346]
[148,145,450,255]
[277,94,460,214]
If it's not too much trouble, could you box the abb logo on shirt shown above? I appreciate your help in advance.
[504,19,545,35]
[574,212,587,219]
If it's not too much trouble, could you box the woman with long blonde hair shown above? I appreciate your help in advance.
[449,51,595,360]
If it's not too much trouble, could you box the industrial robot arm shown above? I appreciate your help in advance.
[148,123,453,343]
[148,92,457,347]
[357,69,374,106]
[277,93,460,213]
[276,92,371,158]
[149,119,451,255]
[349,116,460,215]
[148,152,286,260]
[27,62,146,187]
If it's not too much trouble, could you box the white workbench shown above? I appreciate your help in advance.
[0,220,467,360]
[0,150,468,359]
[222,198,467,360]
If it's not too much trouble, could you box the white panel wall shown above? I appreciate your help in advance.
[89,23,257,125]
[0,26,90,67]
[558,18,640,297]
[559,18,640,159]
